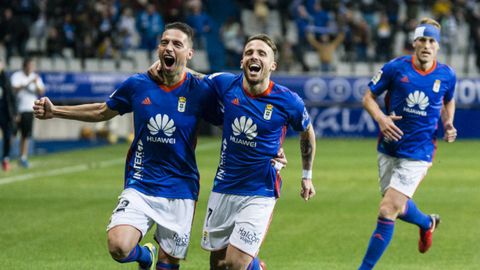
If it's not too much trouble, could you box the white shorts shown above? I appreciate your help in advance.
[107,188,195,259]
[201,192,276,257]
[378,153,432,198]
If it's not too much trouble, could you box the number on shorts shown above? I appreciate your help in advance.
[206,208,213,227]
[114,199,130,213]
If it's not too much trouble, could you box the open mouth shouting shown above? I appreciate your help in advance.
[163,54,176,71]
[247,63,262,77]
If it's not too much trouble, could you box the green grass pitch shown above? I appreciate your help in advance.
[0,138,479,269]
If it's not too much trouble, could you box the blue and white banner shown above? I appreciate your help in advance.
[272,76,480,138]
[40,72,480,138]
[272,75,480,107]
[42,72,128,103]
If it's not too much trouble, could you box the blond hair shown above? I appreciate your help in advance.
[419,17,441,30]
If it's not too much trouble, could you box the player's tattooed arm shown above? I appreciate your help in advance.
[186,67,206,79]
[299,124,316,201]
[300,124,315,170]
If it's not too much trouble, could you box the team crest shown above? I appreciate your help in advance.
[263,104,273,120]
[178,96,186,112]
[433,80,441,93]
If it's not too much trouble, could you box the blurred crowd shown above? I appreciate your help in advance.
[0,0,479,73]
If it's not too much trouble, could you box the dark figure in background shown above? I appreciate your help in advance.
[10,0,39,58]
[375,13,394,62]
[291,4,312,72]
[136,3,164,62]
[0,58,16,171]
[402,18,417,55]
[0,8,17,65]
[466,1,480,72]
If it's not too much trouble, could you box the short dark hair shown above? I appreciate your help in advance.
[245,34,278,61]
[165,22,194,46]
[22,57,33,68]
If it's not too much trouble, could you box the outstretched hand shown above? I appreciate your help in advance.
[300,179,315,201]
[378,115,403,141]
[33,97,54,119]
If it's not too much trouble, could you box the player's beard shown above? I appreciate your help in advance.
[243,63,268,86]
[244,72,262,85]
[161,58,187,84]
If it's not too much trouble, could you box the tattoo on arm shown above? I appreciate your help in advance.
[187,68,206,79]
[300,136,313,168]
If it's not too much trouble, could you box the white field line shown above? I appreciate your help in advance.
[0,141,219,186]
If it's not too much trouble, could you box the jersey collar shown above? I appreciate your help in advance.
[158,72,187,92]
[411,55,437,76]
[242,80,274,98]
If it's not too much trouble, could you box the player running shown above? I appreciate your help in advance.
[358,17,457,269]
[33,22,222,270]
[150,33,316,270]
[201,34,317,270]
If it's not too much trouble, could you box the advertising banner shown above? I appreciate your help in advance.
[41,72,480,138]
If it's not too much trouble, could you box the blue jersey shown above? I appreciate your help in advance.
[106,73,222,200]
[205,73,311,198]
[369,55,456,162]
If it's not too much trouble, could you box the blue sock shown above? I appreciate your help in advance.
[156,261,180,269]
[358,217,395,270]
[398,199,431,230]
[115,244,152,267]
[247,257,261,270]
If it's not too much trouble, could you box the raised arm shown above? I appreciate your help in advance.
[306,32,321,50]
[33,97,118,122]
[363,88,403,141]
[299,123,316,201]
[441,99,456,142]
[332,32,345,49]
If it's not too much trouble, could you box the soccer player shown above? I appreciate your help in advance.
[11,57,45,168]
[149,33,316,270]
[358,18,457,269]
[33,22,223,270]
[206,34,316,270]
[203,34,317,270]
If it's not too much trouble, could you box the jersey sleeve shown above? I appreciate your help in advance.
[203,72,237,99]
[106,76,135,115]
[368,60,396,96]
[199,80,223,126]
[287,91,311,132]
[443,68,456,103]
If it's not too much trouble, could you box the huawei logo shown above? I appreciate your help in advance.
[406,91,429,110]
[147,114,176,137]
[232,116,257,140]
